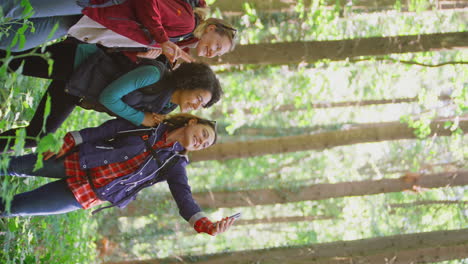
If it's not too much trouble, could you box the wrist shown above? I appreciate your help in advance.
[194,217,214,235]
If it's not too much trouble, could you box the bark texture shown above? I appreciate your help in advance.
[190,118,468,162]
[120,170,467,215]
[105,228,468,264]
[197,32,468,65]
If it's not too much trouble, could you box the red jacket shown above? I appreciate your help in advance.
[83,0,206,46]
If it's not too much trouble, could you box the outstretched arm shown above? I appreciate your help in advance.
[167,165,236,236]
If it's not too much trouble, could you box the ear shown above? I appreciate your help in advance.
[187,118,198,126]
[205,24,217,33]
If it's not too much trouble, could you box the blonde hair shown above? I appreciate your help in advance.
[193,16,237,52]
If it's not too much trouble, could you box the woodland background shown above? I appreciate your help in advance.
[0,0,467,263]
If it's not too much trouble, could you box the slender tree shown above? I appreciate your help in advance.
[389,200,468,208]
[104,228,468,264]
[190,117,468,162]
[211,95,452,119]
[211,0,468,13]
[232,215,335,225]
[197,32,468,65]
[120,170,468,215]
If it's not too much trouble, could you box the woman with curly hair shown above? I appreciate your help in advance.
[0,42,222,152]
[0,113,236,236]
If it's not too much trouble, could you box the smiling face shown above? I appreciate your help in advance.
[180,119,216,151]
[196,25,232,58]
[172,89,212,113]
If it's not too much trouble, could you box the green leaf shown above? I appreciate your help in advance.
[33,153,44,171]
[47,59,54,76]
[42,94,52,132]
[36,134,58,154]
[18,34,26,50]
[46,22,60,41]
[13,129,26,155]
[8,220,19,232]
[20,0,35,18]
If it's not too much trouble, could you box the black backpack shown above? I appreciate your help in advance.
[65,48,173,114]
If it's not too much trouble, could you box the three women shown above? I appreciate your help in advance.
[0,42,222,151]
[1,0,237,236]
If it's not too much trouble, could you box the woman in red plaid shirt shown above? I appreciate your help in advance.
[0,114,235,236]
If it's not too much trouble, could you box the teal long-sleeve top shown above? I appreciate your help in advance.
[73,44,165,125]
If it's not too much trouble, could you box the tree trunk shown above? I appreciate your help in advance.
[211,95,452,119]
[230,215,335,226]
[196,32,468,65]
[211,0,468,13]
[104,228,468,264]
[120,170,468,215]
[218,124,357,138]
[193,170,468,209]
[389,200,468,208]
[190,117,468,162]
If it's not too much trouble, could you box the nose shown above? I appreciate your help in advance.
[199,138,210,148]
[192,101,202,110]
[206,50,215,58]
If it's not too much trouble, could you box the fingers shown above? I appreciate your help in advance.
[55,148,67,159]
[142,112,165,127]
[161,42,177,62]
[160,41,195,63]
[136,49,162,59]
[42,150,56,161]
[212,217,235,236]
[152,113,165,124]
[178,49,195,63]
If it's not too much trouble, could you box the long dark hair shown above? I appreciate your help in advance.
[164,113,218,147]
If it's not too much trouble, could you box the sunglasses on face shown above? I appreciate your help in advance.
[215,23,237,38]
[207,120,217,131]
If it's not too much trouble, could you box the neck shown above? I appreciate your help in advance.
[165,127,184,144]
[170,90,181,105]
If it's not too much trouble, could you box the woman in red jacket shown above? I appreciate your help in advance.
[1,0,237,62]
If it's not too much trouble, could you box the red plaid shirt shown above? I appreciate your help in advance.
[63,132,172,209]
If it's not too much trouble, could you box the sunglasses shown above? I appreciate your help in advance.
[206,119,217,131]
[215,23,237,38]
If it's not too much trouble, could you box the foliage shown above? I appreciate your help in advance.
[0,4,101,263]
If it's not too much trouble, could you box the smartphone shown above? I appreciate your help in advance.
[229,212,242,220]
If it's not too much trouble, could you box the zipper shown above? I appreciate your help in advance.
[105,125,162,191]
[125,152,179,192]
[95,146,114,150]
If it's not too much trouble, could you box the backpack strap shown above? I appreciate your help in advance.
[76,0,128,8]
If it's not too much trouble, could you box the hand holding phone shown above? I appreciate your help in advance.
[229,212,241,220]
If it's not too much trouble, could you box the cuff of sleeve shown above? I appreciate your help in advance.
[69,131,83,145]
[134,112,145,126]
[189,211,207,227]
[193,217,214,235]
[153,31,169,44]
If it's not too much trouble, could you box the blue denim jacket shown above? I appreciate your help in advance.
[70,118,205,224]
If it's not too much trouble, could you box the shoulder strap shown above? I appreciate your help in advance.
[76,0,128,8]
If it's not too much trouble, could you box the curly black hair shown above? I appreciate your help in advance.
[167,62,223,108]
